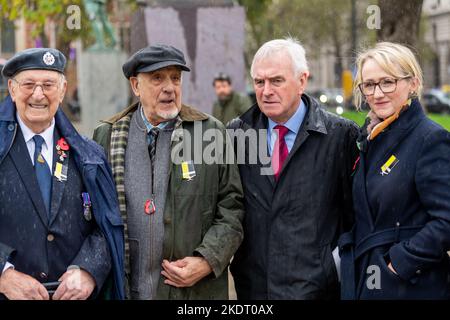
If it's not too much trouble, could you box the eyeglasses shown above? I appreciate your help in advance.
[12,78,59,95]
[358,77,411,96]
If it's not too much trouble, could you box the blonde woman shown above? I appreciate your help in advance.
[339,42,450,300]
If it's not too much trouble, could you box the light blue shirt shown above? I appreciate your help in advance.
[267,100,307,156]
[140,105,168,145]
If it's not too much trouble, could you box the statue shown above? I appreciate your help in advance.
[83,0,117,50]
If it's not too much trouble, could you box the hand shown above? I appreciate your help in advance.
[52,268,96,300]
[387,262,398,275]
[161,256,212,288]
[0,269,49,300]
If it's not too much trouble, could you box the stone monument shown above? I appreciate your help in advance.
[78,0,129,136]
[131,0,247,114]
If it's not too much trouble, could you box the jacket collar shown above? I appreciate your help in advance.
[102,102,208,125]
[239,93,328,135]
[382,98,425,132]
[0,95,15,122]
[357,98,425,152]
[0,95,104,165]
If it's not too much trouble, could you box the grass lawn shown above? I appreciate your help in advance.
[337,110,450,131]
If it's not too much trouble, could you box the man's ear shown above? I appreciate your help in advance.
[7,79,17,102]
[59,80,68,103]
[129,77,140,97]
[299,71,309,95]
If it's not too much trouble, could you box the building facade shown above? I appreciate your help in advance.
[423,0,450,89]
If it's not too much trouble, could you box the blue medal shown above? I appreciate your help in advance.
[82,192,92,221]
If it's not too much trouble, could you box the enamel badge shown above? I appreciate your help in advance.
[54,137,69,182]
[181,160,196,181]
[380,155,399,176]
[43,52,55,66]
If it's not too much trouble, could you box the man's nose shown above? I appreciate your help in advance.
[262,81,273,96]
[163,80,175,93]
[31,85,46,99]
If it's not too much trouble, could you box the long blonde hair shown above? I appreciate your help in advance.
[354,42,423,110]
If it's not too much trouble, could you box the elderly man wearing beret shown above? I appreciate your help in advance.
[0,48,125,300]
[93,44,244,300]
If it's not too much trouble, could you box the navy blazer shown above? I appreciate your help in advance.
[340,99,450,299]
[0,95,125,299]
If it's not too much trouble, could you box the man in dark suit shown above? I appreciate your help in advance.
[229,38,359,299]
[0,48,124,300]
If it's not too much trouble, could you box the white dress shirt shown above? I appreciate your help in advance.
[1,114,55,275]
[16,112,55,170]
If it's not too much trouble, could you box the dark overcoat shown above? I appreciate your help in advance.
[229,94,359,299]
[339,99,450,300]
[0,95,125,299]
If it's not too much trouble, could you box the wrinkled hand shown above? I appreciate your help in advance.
[52,268,96,300]
[161,257,212,288]
[388,262,398,275]
[0,269,49,300]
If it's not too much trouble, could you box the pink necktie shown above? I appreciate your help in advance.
[272,125,289,180]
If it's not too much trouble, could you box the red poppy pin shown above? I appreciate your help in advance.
[57,137,70,151]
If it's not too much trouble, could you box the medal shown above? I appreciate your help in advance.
[181,160,196,181]
[54,137,69,181]
[54,162,68,182]
[82,192,92,221]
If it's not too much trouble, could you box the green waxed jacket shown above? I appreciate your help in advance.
[93,102,244,299]
[212,91,252,126]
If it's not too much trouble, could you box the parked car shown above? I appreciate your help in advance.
[422,89,450,114]
[307,88,344,108]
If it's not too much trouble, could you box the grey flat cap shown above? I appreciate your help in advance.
[122,44,190,79]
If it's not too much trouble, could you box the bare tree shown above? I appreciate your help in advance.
[377,0,423,46]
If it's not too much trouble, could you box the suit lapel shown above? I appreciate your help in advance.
[356,152,376,230]
[253,113,276,188]
[9,127,49,227]
[367,102,424,182]
[49,129,68,226]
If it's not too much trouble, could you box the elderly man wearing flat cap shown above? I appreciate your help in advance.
[93,44,244,300]
[0,48,125,300]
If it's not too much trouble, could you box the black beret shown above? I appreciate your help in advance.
[122,44,190,79]
[213,72,232,85]
[1,48,66,78]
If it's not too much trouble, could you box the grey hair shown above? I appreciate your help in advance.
[250,37,309,78]
[59,73,66,86]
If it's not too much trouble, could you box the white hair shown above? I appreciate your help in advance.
[250,37,309,78]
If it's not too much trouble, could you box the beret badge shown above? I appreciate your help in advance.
[43,52,55,66]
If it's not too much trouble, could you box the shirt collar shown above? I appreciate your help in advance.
[140,104,169,132]
[268,99,307,134]
[16,111,55,148]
